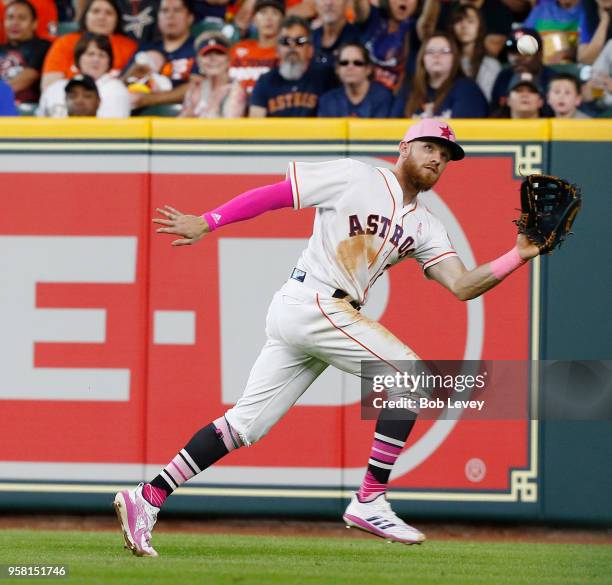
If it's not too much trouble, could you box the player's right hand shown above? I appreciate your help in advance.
[153,205,210,246]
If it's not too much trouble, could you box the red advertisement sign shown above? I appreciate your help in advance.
[0,147,531,499]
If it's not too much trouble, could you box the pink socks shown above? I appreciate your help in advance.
[357,433,406,502]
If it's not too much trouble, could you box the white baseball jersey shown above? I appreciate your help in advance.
[287,158,457,304]
[225,157,456,446]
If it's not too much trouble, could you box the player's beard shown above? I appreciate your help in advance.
[403,156,441,193]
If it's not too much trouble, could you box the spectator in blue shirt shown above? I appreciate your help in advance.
[114,0,161,43]
[524,0,585,64]
[122,0,197,109]
[391,31,488,118]
[578,0,611,64]
[0,78,18,115]
[318,42,393,117]
[353,0,422,93]
[250,16,337,116]
[311,0,360,67]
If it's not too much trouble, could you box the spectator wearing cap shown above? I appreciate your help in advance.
[122,0,198,109]
[37,32,130,117]
[391,31,489,118]
[180,34,246,116]
[311,0,360,67]
[41,0,137,90]
[578,0,611,64]
[65,72,100,115]
[230,0,283,95]
[493,72,545,118]
[490,27,556,111]
[249,15,336,116]
[0,77,17,113]
[318,42,392,116]
[0,0,51,103]
[448,3,501,102]
[547,72,591,117]
[524,0,585,64]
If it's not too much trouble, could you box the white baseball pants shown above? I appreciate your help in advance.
[224,279,418,445]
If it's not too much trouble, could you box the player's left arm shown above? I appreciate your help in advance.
[426,235,539,301]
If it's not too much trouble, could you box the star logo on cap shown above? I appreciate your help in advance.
[439,125,453,139]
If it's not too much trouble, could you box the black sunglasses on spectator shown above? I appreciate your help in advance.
[279,36,310,47]
[338,59,367,67]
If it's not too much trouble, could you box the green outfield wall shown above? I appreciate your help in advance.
[540,123,612,525]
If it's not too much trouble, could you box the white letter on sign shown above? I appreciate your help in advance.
[0,236,136,401]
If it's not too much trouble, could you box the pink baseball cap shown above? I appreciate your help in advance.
[402,119,465,161]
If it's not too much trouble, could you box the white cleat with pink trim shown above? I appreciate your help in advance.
[343,493,425,544]
[113,483,160,557]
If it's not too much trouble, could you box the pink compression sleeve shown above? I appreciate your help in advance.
[490,246,526,281]
[203,179,293,231]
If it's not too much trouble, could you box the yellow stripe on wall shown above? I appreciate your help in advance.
[551,119,612,141]
[0,119,608,143]
[0,118,150,139]
[349,119,551,142]
[152,118,348,141]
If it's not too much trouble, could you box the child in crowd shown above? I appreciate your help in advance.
[546,72,590,117]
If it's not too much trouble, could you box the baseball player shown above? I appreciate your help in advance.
[114,118,540,556]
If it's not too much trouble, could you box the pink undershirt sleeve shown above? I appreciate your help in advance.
[203,179,293,231]
[490,246,526,281]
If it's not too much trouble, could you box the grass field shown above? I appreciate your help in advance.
[1,530,611,585]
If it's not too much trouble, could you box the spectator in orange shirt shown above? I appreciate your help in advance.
[0,0,57,44]
[41,0,136,90]
[231,0,283,94]
[38,33,131,117]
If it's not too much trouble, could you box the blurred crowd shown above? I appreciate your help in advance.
[0,0,610,119]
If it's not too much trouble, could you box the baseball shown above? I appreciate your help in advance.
[517,34,539,56]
